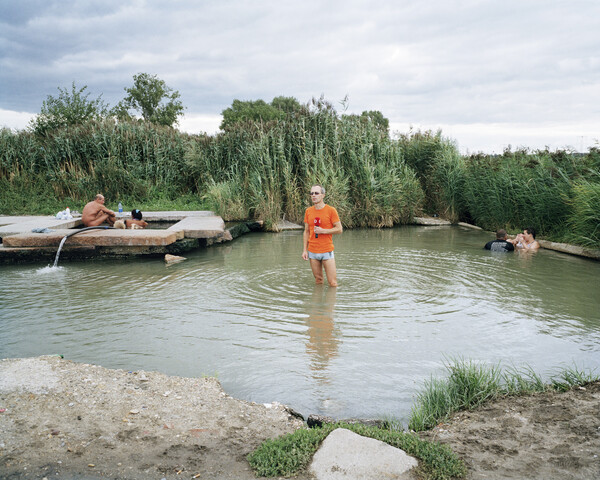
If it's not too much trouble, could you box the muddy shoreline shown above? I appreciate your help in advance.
[0,356,306,480]
[1,356,599,480]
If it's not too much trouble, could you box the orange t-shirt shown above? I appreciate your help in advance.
[304,204,340,253]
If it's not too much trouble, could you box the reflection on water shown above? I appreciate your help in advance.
[1,226,599,422]
[305,286,339,379]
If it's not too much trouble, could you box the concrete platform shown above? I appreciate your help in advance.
[167,215,225,238]
[140,210,216,221]
[3,229,178,247]
[412,216,452,225]
[0,211,224,248]
[0,217,82,237]
[539,239,600,260]
[275,219,304,231]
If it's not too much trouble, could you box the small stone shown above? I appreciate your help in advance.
[165,254,186,264]
[129,409,139,414]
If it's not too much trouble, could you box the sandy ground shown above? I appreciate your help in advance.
[418,381,600,479]
[0,356,307,480]
[1,356,599,480]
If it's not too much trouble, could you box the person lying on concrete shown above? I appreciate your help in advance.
[125,209,148,229]
[484,229,515,252]
[81,194,116,227]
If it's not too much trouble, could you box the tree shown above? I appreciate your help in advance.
[113,73,184,127]
[270,96,302,114]
[360,110,390,134]
[220,96,302,130]
[29,82,109,135]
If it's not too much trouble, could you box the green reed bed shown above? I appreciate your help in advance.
[564,172,600,248]
[196,104,424,228]
[2,109,600,248]
[248,422,466,480]
[0,121,196,213]
[408,358,599,432]
[419,146,600,247]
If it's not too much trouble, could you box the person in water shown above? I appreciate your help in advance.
[509,227,540,251]
[302,185,343,287]
[125,209,148,229]
[81,194,116,227]
[484,229,515,252]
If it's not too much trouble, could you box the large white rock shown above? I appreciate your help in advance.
[309,428,418,480]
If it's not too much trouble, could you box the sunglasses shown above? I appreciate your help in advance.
[310,191,321,195]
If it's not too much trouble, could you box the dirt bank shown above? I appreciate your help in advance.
[418,381,600,479]
[1,356,599,480]
[0,356,306,480]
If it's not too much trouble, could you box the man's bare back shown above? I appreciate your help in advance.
[82,194,116,227]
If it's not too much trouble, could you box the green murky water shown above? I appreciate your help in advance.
[1,226,599,422]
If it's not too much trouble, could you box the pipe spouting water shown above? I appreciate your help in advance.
[53,226,113,267]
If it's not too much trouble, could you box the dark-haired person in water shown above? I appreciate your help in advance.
[125,209,148,229]
[484,229,515,252]
[509,227,540,251]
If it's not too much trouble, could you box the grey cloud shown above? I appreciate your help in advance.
[1,0,599,151]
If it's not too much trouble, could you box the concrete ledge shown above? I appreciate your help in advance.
[413,216,452,225]
[3,229,177,247]
[0,244,96,261]
[142,211,216,221]
[538,240,600,260]
[0,217,83,237]
[275,219,304,231]
[167,215,225,239]
[458,222,483,230]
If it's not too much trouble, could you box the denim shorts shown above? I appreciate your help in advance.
[308,251,334,261]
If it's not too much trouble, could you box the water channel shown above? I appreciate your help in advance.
[1,226,599,423]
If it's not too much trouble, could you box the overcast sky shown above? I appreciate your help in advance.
[1,0,598,153]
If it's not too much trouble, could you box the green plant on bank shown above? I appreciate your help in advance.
[564,172,600,248]
[408,358,599,432]
[248,422,467,480]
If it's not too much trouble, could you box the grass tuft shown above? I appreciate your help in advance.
[409,359,599,432]
[247,422,467,479]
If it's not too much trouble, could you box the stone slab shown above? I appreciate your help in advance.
[309,428,418,480]
[412,216,452,225]
[3,229,177,247]
[167,215,225,239]
[0,216,54,226]
[458,222,483,230]
[539,239,600,260]
[275,219,304,231]
[141,211,216,221]
[0,217,82,236]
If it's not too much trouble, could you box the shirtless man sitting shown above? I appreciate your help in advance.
[81,194,116,227]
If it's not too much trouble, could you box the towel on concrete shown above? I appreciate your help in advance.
[31,228,52,233]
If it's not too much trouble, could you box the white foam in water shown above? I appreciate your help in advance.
[36,265,64,274]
